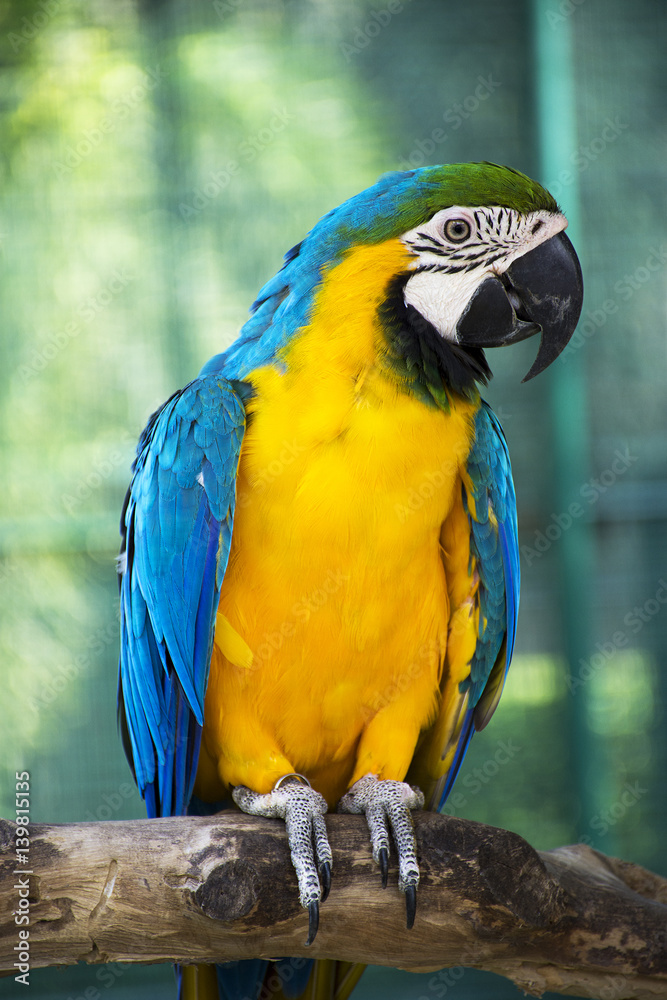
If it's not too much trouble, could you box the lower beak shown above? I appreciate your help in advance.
[455,230,584,381]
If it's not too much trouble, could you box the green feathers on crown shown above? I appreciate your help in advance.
[410,161,560,216]
[327,162,560,250]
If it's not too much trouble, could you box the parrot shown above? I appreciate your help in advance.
[117,162,583,1000]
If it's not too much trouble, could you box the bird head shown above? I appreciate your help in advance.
[320,162,583,387]
[391,163,583,383]
[218,163,583,391]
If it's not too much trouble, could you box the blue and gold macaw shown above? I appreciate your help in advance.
[118,163,582,1000]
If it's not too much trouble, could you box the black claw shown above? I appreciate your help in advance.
[306,901,319,946]
[379,847,389,889]
[319,861,331,903]
[405,885,417,930]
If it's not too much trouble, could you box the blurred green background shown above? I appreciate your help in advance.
[1,0,665,997]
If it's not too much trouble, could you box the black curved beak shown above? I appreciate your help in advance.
[455,230,583,381]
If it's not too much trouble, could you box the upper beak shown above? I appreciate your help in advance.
[455,230,583,381]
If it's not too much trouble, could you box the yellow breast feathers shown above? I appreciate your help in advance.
[195,239,478,807]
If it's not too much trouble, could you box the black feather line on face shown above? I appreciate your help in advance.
[378,273,492,405]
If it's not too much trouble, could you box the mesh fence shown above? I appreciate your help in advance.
[1,1,665,996]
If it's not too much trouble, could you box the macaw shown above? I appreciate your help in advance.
[117,162,582,1000]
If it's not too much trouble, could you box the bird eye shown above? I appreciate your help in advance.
[443,218,471,243]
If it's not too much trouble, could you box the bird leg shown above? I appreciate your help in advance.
[232,774,332,944]
[338,774,424,928]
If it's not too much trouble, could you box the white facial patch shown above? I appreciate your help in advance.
[399,205,567,342]
[403,264,483,342]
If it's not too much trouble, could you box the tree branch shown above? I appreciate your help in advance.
[1,813,665,998]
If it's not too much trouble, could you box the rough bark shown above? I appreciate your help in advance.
[1,812,666,998]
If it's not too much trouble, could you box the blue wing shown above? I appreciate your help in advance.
[435,400,520,810]
[118,374,245,818]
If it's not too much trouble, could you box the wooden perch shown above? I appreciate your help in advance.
[1,812,666,998]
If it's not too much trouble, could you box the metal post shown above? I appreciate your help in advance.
[531,0,614,852]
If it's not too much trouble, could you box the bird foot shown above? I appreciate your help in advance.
[232,775,332,945]
[338,774,424,929]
